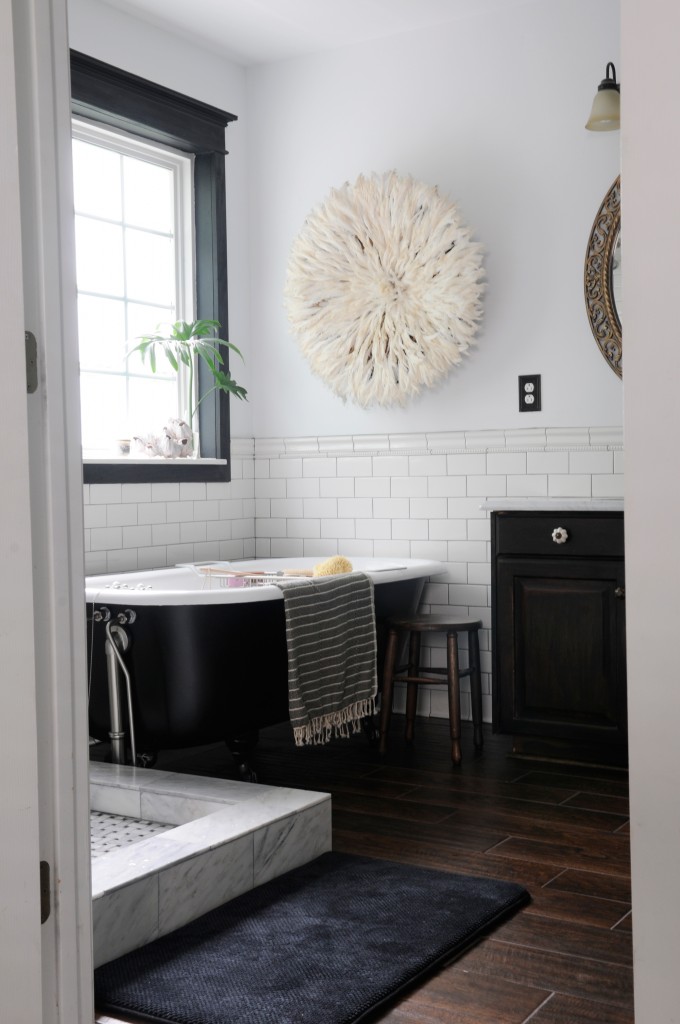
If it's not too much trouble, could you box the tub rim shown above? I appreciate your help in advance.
[85,557,444,606]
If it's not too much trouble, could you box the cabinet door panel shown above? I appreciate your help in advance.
[495,557,626,745]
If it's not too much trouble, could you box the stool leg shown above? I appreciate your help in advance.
[469,627,484,750]
[404,631,420,742]
[447,631,462,765]
[379,628,399,754]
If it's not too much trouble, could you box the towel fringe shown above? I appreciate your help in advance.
[292,697,376,747]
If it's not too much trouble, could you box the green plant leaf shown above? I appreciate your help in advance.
[173,320,192,340]
[212,368,248,400]
[196,345,218,373]
[192,319,221,337]
[198,341,224,364]
[210,337,244,361]
[163,344,179,372]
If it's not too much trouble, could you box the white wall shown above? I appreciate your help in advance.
[84,442,255,574]
[68,0,623,459]
[246,0,622,439]
[67,0,254,439]
[622,0,680,1018]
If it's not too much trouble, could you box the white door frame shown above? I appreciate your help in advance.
[0,4,45,1019]
[5,0,94,1020]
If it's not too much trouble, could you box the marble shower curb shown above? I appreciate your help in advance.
[90,762,331,967]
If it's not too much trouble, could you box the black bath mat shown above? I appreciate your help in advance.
[94,851,529,1024]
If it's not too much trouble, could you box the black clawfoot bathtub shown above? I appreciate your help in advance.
[86,558,440,773]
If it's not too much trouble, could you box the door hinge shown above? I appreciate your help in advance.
[25,330,38,394]
[40,860,51,923]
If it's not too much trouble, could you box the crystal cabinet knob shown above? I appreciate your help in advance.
[551,527,569,544]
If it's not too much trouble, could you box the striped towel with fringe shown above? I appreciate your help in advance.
[274,572,378,746]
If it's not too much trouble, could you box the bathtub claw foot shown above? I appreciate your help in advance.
[226,731,259,783]
[237,764,258,784]
[135,751,157,769]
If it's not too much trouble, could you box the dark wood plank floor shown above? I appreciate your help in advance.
[94,718,633,1024]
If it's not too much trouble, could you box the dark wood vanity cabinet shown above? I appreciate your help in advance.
[491,511,627,765]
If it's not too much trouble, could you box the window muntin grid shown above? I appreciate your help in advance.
[72,120,194,457]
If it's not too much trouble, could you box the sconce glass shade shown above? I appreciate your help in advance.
[586,62,621,131]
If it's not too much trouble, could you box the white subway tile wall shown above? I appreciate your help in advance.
[83,443,256,576]
[82,428,623,723]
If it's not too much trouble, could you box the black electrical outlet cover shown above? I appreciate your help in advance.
[518,374,541,412]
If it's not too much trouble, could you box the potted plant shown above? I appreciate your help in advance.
[128,318,247,455]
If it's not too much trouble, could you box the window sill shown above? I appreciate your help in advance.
[83,457,229,484]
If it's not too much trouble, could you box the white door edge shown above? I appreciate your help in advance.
[1,3,51,1022]
[11,0,94,1020]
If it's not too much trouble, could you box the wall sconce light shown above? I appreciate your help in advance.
[585,62,620,131]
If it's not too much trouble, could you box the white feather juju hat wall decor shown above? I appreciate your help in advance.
[284,170,485,407]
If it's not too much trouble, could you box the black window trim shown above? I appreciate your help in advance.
[70,50,238,484]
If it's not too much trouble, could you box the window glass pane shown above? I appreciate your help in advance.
[123,156,174,233]
[72,124,194,459]
[72,139,122,221]
[126,301,176,375]
[80,372,128,451]
[75,216,125,296]
[77,295,126,372]
[128,377,178,439]
[126,346,177,380]
[125,228,175,306]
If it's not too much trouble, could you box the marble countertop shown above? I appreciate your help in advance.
[480,498,624,512]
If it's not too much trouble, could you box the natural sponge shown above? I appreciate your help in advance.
[312,555,353,577]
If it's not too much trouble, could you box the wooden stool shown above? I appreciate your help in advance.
[379,614,484,765]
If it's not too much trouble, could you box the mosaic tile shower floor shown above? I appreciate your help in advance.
[90,811,173,859]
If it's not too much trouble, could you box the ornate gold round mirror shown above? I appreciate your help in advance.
[584,175,621,378]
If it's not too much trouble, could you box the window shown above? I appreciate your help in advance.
[70,51,237,483]
[73,122,194,455]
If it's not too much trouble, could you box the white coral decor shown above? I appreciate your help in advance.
[284,171,485,407]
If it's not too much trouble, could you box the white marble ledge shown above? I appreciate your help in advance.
[91,792,331,897]
[481,498,624,512]
[90,761,287,806]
